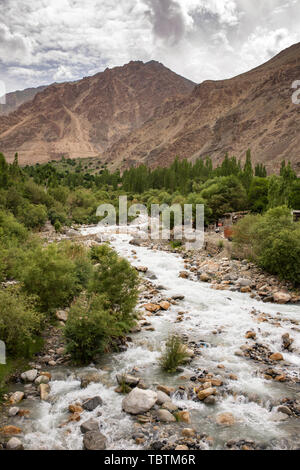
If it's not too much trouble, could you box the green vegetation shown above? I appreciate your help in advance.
[233,206,300,285]
[160,335,190,373]
[0,149,299,389]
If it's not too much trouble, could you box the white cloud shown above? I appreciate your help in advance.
[0,0,300,92]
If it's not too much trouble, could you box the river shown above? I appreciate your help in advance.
[16,223,300,450]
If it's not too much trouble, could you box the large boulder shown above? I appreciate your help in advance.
[83,431,107,450]
[122,388,157,415]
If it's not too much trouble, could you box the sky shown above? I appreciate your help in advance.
[0,0,300,93]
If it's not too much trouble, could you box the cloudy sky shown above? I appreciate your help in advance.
[1,0,300,93]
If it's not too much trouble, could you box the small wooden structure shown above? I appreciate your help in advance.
[292,210,300,222]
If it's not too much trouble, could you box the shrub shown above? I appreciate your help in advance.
[160,335,190,373]
[19,243,79,312]
[0,287,43,357]
[89,244,139,321]
[64,294,116,364]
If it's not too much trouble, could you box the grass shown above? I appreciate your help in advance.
[160,335,190,374]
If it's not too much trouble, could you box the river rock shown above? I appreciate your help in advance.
[8,407,20,417]
[116,373,140,387]
[80,418,100,434]
[157,385,175,396]
[200,273,210,282]
[162,401,178,412]
[83,431,107,450]
[122,388,157,415]
[69,404,84,414]
[175,445,189,450]
[216,413,235,426]
[159,301,170,310]
[156,409,176,423]
[9,392,24,405]
[177,411,191,424]
[156,390,171,405]
[35,375,50,385]
[197,388,216,401]
[0,426,22,436]
[245,331,256,340]
[55,310,68,322]
[143,303,161,313]
[21,369,38,382]
[82,396,103,412]
[6,437,24,450]
[270,353,283,361]
[182,428,196,437]
[237,278,252,287]
[273,292,291,304]
[277,406,293,416]
[39,384,50,401]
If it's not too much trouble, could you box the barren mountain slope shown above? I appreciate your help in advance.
[0,86,47,116]
[0,61,195,164]
[103,43,300,173]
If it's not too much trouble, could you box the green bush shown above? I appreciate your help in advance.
[19,243,79,312]
[233,206,300,285]
[0,287,43,357]
[160,335,190,373]
[90,244,139,321]
[64,294,117,364]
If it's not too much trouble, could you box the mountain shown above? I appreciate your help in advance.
[0,86,47,115]
[1,44,300,172]
[103,43,300,173]
[0,61,195,164]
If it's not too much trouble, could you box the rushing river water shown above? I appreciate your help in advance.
[16,223,300,450]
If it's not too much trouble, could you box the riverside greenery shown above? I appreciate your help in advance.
[0,150,299,372]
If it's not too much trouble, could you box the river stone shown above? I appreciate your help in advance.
[8,407,20,417]
[216,413,235,426]
[156,409,176,423]
[116,373,140,387]
[83,431,107,450]
[80,418,100,434]
[122,388,157,415]
[177,411,191,424]
[9,392,24,405]
[273,292,291,304]
[39,384,50,401]
[6,437,24,450]
[156,390,171,405]
[82,396,103,412]
[197,388,216,401]
[277,405,293,416]
[237,278,252,287]
[270,353,283,361]
[35,375,50,385]
[21,369,38,382]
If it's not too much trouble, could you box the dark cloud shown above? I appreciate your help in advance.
[144,0,186,45]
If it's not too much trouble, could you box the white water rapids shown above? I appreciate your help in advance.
[18,220,300,450]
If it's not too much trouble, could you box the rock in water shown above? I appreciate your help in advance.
[122,388,157,415]
[156,409,176,423]
[82,396,103,412]
[216,413,235,426]
[116,374,140,387]
[6,437,24,450]
[83,431,107,450]
[80,419,100,434]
